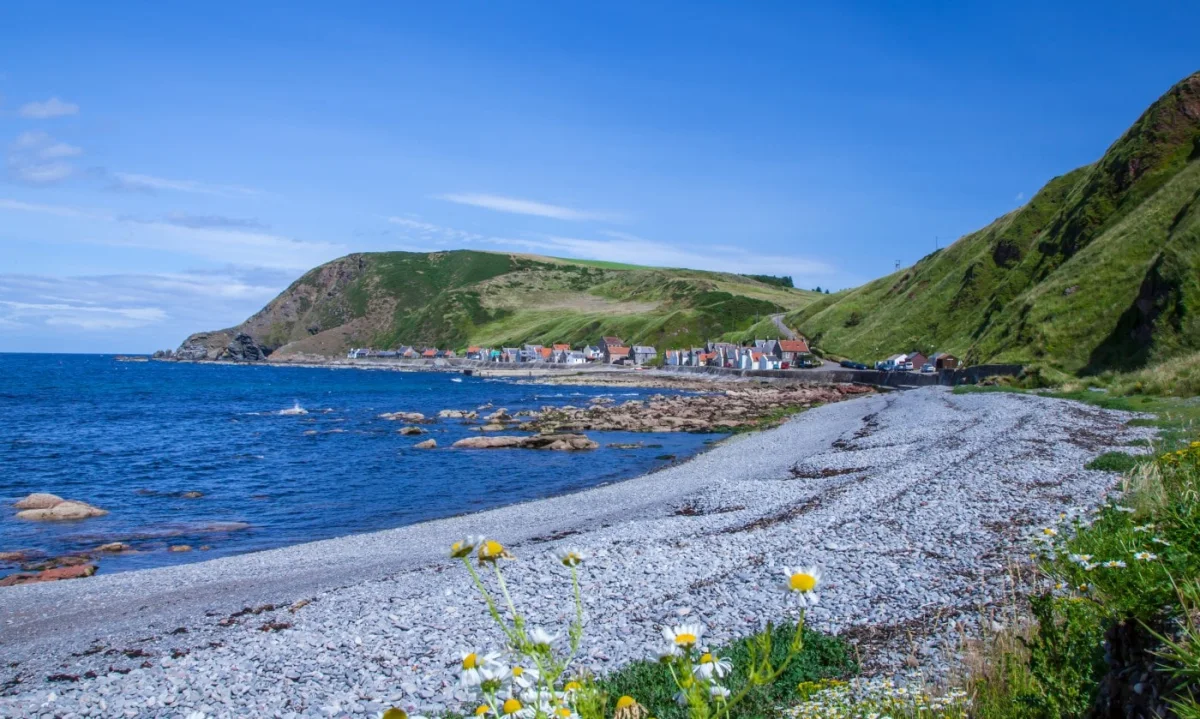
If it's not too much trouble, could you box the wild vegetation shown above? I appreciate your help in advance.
[789,72,1200,376]
[953,386,1200,718]
[178,251,819,359]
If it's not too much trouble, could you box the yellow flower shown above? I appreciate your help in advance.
[556,547,588,566]
[383,710,408,719]
[451,535,484,558]
[662,623,704,648]
[615,696,637,711]
[478,540,512,563]
[475,705,491,716]
[564,681,582,693]
[502,698,522,715]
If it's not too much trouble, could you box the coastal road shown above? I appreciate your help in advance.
[769,312,800,339]
[0,388,1153,717]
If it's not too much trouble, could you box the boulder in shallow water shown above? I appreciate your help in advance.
[168,544,192,552]
[200,521,250,532]
[181,491,204,499]
[398,426,425,435]
[0,550,35,564]
[13,493,64,510]
[414,439,437,449]
[95,542,131,553]
[452,433,598,451]
[17,500,108,521]
[379,411,426,422]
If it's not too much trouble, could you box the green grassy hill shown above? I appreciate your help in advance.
[176,251,819,359]
[788,71,1200,374]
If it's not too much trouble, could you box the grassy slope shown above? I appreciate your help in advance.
[788,71,1200,373]
[210,250,822,357]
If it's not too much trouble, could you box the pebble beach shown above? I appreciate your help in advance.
[0,386,1153,718]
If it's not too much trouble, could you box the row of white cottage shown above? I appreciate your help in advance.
[664,338,813,370]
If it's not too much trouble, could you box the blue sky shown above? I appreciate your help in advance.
[1,2,1197,352]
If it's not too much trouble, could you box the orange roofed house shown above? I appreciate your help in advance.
[774,338,811,365]
[603,345,631,364]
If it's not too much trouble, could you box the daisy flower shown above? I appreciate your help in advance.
[1069,553,1093,564]
[1113,505,1135,513]
[1040,527,1058,537]
[693,652,732,680]
[528,627,559,649]
[451,535,486,559]
[478,540,513,563]
[781,566,821,606]
[1152,537,1172,546]
[473,705,492,717]
[1133,523,1154,533]
[656,643,680,663]
[709,685,731,702]
[510,665,540,689]
[662,623,704,649]
[556,547,588,567]
[500,698,523,716]
[460,651,502,686]
[1103,560,1127,569]
[1134,551,1158,561]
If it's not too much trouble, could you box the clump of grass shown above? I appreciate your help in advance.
[1084,451,1140,472]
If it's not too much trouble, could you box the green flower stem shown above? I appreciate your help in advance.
[463,557,516,644]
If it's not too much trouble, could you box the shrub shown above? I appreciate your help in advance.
[1084,451,1140,472]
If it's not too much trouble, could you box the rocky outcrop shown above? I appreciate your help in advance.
[14,493,63,510]
[452,433,599,450]
[414,439,437,449]
[13,494,108,521]
[95,542,131,553]
[379,411,427,422]
[398,426,425,435]
[522,385,872,433]
[0,563,96,586]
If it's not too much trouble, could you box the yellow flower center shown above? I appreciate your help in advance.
[512,666,524,677]
[789,572,816,592]
[475,705,490,716]
[615,696,637,710]
[382,710,408,719]
[556,709,572,719]
[699,653,714,664]
[479,540,506,560]
[462,653,478,670]
[564,681,582,692]
[502,698,522,715]
[674,633,697,646]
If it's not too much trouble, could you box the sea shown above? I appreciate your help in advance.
[0,354,718,577]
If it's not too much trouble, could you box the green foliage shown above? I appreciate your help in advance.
[599,624,855,719]
[1085,451,1140,472]
[790,72,1200,376]
[742,274,794,289]
[1016,595,1106,718]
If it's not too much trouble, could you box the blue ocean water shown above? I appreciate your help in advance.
[0,355,717,576]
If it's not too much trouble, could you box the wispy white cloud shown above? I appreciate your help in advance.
[6,131,83,185]
[18,97,79,119]
[383,212,835,281]
[108,171,262,198]
[0,196,343,271]
[434,192,617,221]
[0,300,166,330]
[1014,191,1025,202]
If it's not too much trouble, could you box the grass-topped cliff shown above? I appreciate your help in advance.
[177,252,819,360]
[788,71,1200,375]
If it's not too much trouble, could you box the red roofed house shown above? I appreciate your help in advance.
[538,347,553,361]
[600,336,624,350]
[604,345,631,364]
[774,338,811,365]
[421,348,437,359]
[552,344,570,352]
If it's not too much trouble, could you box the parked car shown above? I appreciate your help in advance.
[921,363,935,373]
[898,361,914,371]
[875,360,895,371]
[840,360,868,370]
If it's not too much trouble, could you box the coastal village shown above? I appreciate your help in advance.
[345,335,962,373]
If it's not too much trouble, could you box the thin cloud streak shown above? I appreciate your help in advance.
[18,97,79,119]
[109,171,263,198]
[435,192,617,221]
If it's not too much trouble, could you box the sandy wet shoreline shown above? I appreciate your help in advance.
[0,387,1153,717]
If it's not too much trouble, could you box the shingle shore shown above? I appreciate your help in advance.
[0,387,1151,718]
